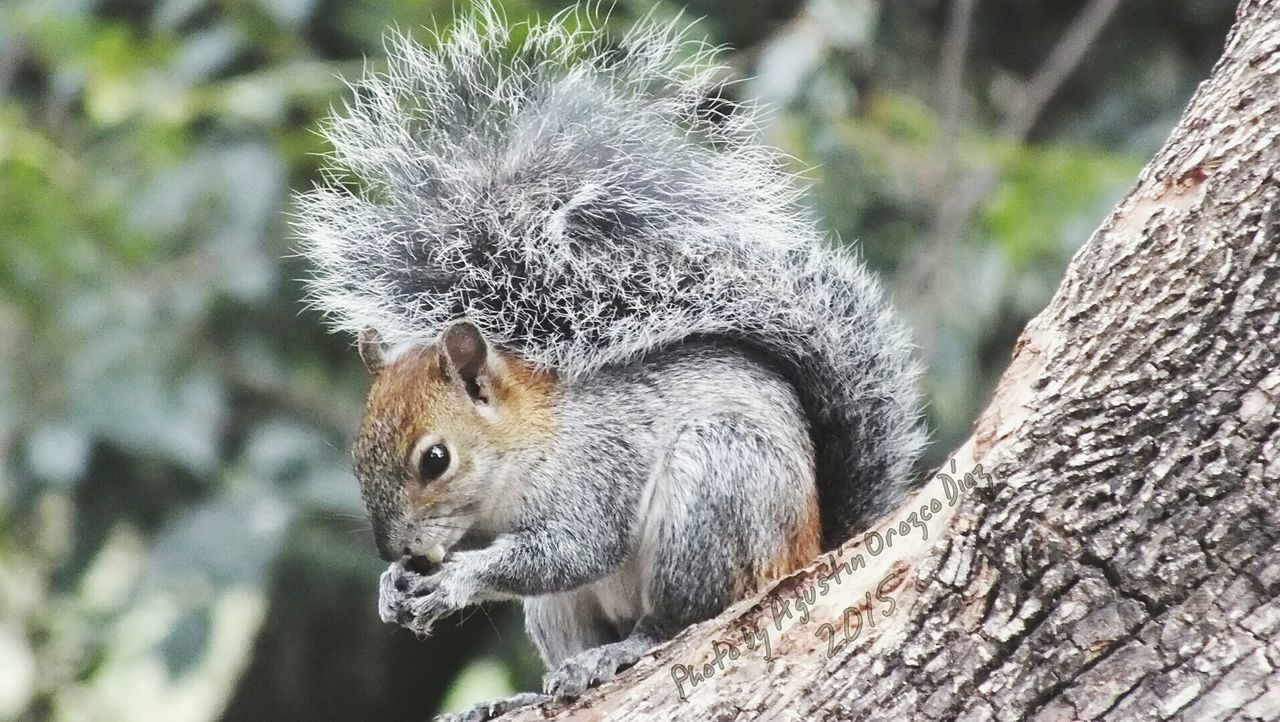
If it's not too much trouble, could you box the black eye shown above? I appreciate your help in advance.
[418,443,450,481]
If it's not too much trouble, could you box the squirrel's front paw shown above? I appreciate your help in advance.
[377,558,466,637]
[543,641,644,698]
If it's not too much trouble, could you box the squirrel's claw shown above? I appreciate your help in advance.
[543,641,644,698]
[378,557,452,636]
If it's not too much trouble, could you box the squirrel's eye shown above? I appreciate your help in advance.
[418,443,450,481]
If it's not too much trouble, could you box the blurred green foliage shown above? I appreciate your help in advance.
[0,0,1232,719]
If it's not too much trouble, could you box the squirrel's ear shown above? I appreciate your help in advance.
[440,320,491,403]
[357,328,385,376]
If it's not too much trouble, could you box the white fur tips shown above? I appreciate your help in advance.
[294,2,925,540]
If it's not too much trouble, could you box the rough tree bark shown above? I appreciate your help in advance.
[501,1,1280,719]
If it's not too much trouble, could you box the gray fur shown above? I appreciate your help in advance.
[378,343,817,699]
[295,2,926,547]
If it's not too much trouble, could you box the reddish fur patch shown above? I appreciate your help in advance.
[753,485,822,591]
[354,341,559,515]
[368,343,558,448]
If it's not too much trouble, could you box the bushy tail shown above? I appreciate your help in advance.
[295,2,926,547]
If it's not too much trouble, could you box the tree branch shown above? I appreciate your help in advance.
[911,0,1124,353]
[1001,0,1124,140]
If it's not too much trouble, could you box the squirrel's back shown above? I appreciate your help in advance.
[296,2,926,547]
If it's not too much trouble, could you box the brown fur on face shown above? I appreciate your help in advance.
[353,334,558,560]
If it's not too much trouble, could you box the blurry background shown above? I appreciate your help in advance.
[0,0,1234,719]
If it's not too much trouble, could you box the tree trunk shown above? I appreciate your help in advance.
[504,1,1280,719]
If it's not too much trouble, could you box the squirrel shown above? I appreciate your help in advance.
[295,1,925,709]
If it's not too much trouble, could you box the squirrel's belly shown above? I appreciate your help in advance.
[584,551,650,639]
[522,558,649,665]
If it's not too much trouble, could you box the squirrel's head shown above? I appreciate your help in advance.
[352,321,557,561]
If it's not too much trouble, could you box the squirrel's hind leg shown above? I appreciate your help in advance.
[542,408,819,698]
[542,627,660,698]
